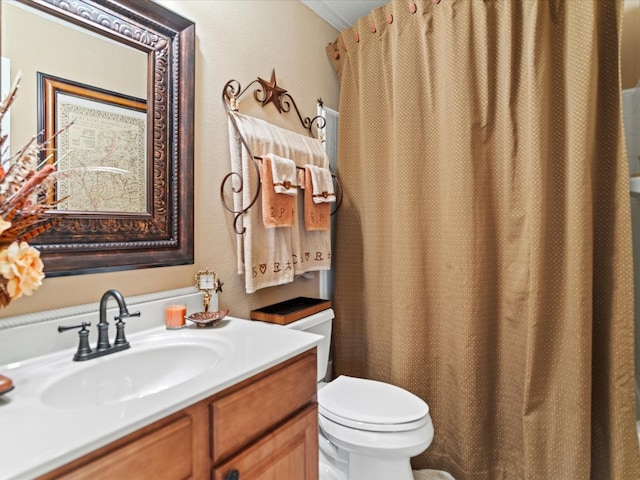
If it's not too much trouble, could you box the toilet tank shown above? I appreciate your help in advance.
[284,308,334,382]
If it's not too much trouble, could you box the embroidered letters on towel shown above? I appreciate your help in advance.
[260,155,296,228]
[227,112,332,293]
[251,249,332,278]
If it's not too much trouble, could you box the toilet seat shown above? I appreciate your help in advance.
[318,375,430,432]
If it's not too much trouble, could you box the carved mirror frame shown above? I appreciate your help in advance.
[15,0,195,276]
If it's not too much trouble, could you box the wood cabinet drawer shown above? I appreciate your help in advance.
[212,403,319,480]
[210,349,317,463]
[45,415,193,479]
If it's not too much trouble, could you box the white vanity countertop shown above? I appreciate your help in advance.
[0,317,321,480]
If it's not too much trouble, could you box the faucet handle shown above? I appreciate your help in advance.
[113,305,139,348]
[58,322,91,333]
[116,310,141,321]
[114,316,130,348]
[58,322,92,361]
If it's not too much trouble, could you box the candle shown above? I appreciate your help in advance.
[165,304,186,329]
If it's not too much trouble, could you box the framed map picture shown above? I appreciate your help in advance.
[38,73,147,213]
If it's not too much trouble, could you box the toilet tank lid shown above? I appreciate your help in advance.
[284,308,334,331]
[318,375,429,428]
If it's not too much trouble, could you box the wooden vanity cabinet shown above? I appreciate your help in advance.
[39,349,318,480]
[211,404,318,480]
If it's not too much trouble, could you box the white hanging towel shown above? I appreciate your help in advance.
[305,164,336,203]
[265,153,298,195]
[227,112,331,293]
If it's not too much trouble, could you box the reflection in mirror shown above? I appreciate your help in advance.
[2,0,147,150]
[0,0,195,276]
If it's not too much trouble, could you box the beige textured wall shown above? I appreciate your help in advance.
[0,1,339,318]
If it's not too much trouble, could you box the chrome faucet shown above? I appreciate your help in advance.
[59,289,140,361]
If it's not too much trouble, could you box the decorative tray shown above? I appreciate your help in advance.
[250,297,331,325]
[186,309,229,328]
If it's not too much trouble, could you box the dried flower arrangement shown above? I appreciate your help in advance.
[0,75,64,307]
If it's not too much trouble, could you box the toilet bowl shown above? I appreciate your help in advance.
[318,375,434,480]
[283,308,434,480]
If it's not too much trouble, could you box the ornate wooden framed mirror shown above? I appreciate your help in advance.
[1,0,195,276]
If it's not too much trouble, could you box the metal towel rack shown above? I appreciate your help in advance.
[221,69,342,235]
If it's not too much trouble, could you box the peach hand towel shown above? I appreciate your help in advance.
[260,156,296,228]
[304,166,331,231]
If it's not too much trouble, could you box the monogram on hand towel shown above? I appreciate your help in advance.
[260,155,297,228]
[304,166,330,231]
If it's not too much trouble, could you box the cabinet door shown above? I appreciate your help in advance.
[212,404,318,480]
[41,416,193,480]
[210,350,317,463]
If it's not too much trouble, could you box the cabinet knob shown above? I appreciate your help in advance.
[225,469,239,480]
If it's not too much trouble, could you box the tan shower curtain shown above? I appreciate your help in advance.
[327,1,640,478]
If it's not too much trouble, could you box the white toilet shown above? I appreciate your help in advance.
[284,308,434,480]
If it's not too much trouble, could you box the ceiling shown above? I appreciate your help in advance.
[300,0,388,31]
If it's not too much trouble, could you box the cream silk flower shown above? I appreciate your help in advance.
[0,241,45,299]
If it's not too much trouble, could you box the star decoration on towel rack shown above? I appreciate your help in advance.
[257,70,287,113]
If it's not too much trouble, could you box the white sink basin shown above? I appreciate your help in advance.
[41,336,229,409]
